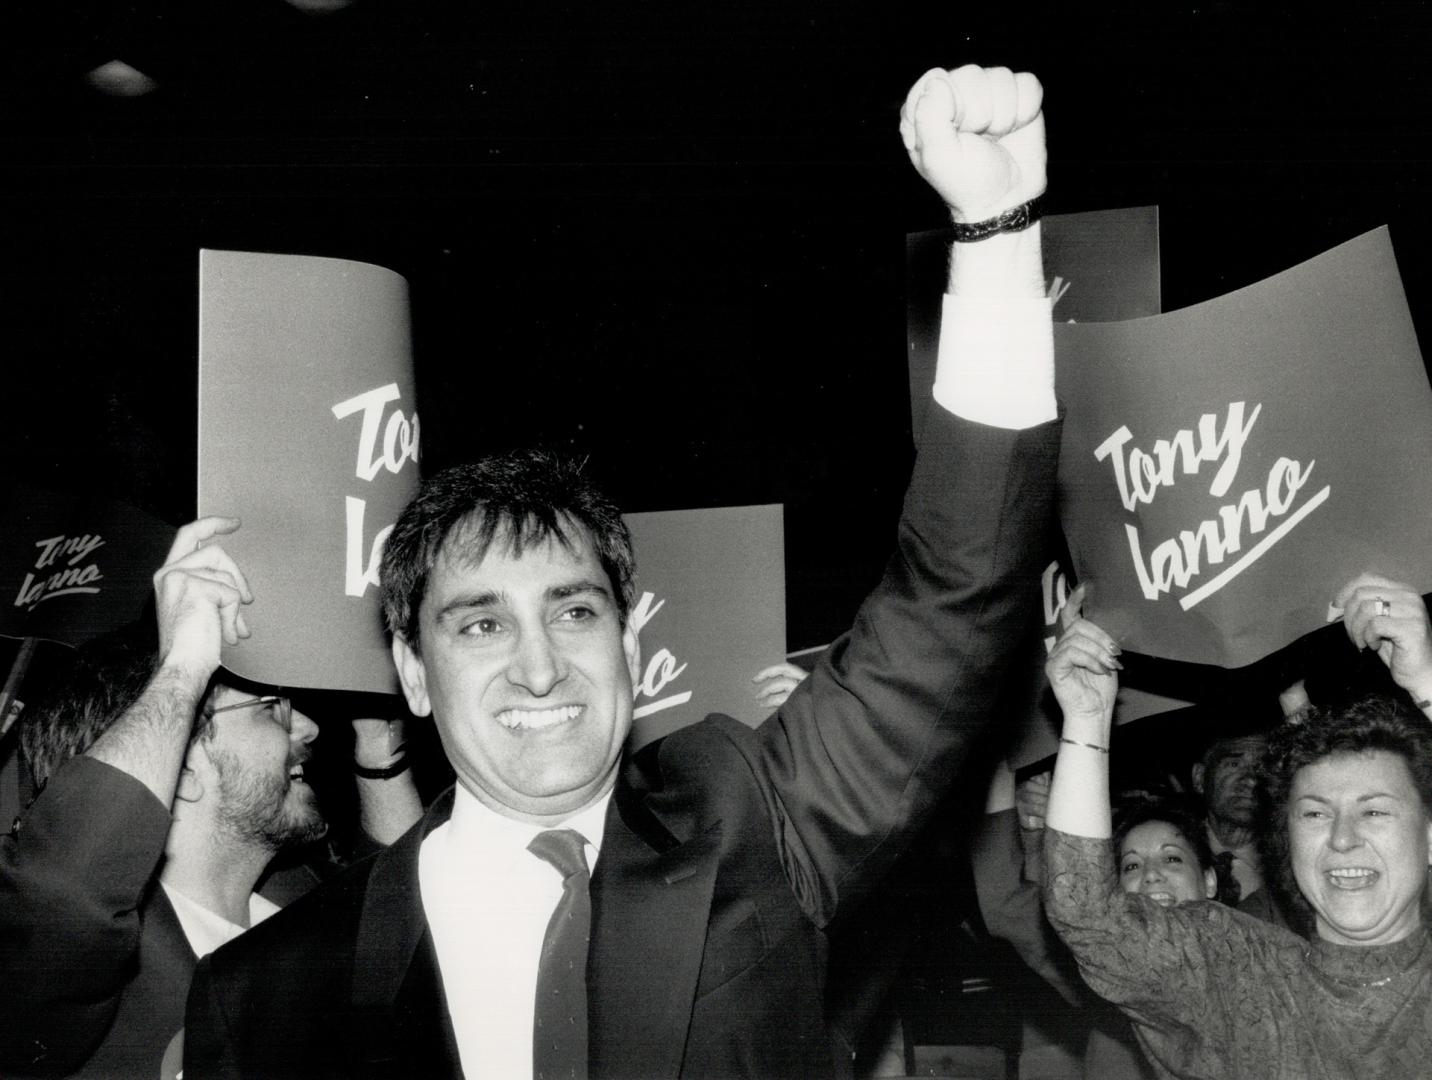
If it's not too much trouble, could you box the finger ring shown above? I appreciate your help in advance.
[1377,597,1391,617]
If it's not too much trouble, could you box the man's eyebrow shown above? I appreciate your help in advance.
[550,580,613,603]
[434,590,504,622]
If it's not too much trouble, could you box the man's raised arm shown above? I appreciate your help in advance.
[86,516,252,806]
[900,63,1053,427]
[757,63,1060,926]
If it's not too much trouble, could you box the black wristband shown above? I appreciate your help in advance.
[949,194,1044,243]
[353,754,411,780]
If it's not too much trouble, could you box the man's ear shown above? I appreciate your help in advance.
[176,741,208,804]
[1203,866,1218,901]
[175,765,205,805]
[623,619,641,691]
[1191,762,1206,797]
[392,635,433,717]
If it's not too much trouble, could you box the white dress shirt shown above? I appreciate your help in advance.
[935,293,1056,429]
[159,883,281,960]
[419,785,610,1080]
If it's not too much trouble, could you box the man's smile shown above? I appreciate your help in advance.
[495,704,584,731]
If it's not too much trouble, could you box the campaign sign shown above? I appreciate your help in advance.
[198,250,419,693]
[623,505,785,750]
[0,487,173,646]
[907,206,1161,438]
[1057,227,1432,668]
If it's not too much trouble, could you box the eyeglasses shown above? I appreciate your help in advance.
[209,695,292,732]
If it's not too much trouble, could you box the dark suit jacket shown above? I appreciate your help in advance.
[186,408,1061,1079]
[0,749,334,1079]
[0,757,195,1079]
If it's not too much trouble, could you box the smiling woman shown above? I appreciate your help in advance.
[1263,698,1432,948]
[1113,801,1221,909]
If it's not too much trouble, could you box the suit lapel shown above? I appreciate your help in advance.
[589,793,722,1080]
[351,790,462,1079]
[146,882,200,973]
[145,886,199,1080]
[347,781,722,1079]
[392,930,462,1078]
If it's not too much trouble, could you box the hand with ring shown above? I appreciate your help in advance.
[1333,573,1432,703]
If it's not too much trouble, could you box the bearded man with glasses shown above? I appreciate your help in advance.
[0,517,421,1080]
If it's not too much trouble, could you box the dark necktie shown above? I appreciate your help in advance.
[528,828,591,1080]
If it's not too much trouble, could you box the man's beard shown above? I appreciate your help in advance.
[209,746,328,851]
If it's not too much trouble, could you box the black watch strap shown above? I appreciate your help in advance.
[353,755,411,780]
[949,194,1044,243]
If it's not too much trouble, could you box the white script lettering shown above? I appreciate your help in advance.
[331,383,421,482]
[1094,401,1262,512]
[33,533,105,568]
[332,383,420,599]
[14,563,103,611]
[342,496,393,598]
[628,590,694,719]
[1124,457,1329,609]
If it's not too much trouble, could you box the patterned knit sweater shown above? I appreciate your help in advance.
[1043,828,1432,1079]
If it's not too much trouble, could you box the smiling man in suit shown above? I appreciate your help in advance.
[185,60,1060,1079]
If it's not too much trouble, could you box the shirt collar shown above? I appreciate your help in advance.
[160,882,281,959]
[1206,823,1260,867]
[448,782,612,872]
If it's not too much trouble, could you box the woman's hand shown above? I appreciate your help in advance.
[1045,585,1122,725]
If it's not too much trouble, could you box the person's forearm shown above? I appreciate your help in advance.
[972,806,1034,929]
[1045,704,1114,839]
[352,719,424,845]
[85,661,208,808]
[948,226,1045,299]
[356,774,423,846]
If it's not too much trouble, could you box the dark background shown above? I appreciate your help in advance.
[6,0,1432,656]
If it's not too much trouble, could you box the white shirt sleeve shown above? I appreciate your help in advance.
[932,293,1056,430]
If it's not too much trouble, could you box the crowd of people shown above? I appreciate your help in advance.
[1037,577,1432,1079]
[1,57,1430,1080]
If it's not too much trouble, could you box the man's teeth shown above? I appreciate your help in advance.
[289,765,305,782]
[497,705,581,730]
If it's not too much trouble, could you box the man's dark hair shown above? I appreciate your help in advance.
[21,631,220,793]
[1113,794,1238,905]
[1198,729,1269,780]
[1258,693,1432,929]
[380,448,636,651]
